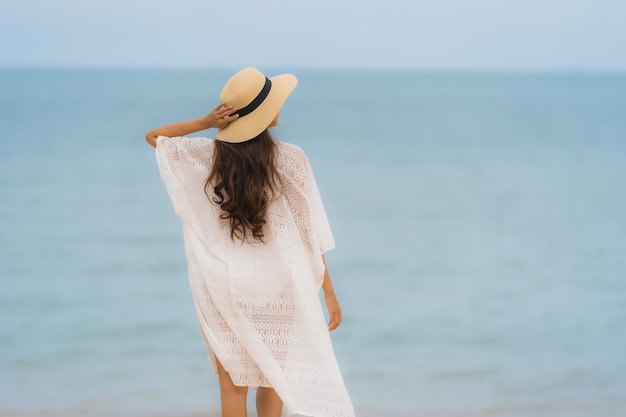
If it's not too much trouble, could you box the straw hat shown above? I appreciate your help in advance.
[216,67,298,143]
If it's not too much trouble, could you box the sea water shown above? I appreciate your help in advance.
[1,69,625,416]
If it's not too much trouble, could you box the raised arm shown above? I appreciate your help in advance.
[145,103,239,148]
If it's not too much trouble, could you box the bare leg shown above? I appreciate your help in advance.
[256,387,283,417]
[216,359,248,417]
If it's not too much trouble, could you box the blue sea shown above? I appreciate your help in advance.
[1,68,625,417]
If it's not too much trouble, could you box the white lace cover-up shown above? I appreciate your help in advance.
[155,136,355,417]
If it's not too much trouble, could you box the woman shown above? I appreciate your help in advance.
[145,67,354,417]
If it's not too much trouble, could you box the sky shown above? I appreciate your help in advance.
[1,0,625,71]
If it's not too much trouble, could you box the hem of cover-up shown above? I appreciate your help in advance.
[207,349,276,389]
[321,243,336,254]
[202,335,276,389]
[315,243,336,290]
[285,407,355,417]
[196,293,277,389]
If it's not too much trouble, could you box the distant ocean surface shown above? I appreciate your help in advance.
[1,68,625,417]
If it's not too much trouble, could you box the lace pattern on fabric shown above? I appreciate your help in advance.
[155,136,353,417]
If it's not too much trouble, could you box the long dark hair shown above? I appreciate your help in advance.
[205,129,281,243]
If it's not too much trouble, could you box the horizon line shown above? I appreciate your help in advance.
[1,64,626,75]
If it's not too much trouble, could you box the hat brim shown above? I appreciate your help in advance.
[215,73,297,143]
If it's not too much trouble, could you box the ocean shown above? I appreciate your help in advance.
[1,68,625,417]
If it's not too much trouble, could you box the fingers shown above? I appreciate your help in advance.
[217,103,239,117]
[212,102,239,129]
[325,294,343,332]
[215,104,237,118]
[328,310,342,331]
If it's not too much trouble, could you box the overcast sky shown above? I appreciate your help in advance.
[1,0,624,70]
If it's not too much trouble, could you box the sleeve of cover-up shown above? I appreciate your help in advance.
[301,153,336,254]
[155,135,214,220]
[154,135,188,218]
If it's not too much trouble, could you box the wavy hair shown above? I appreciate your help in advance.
[205,129,281,243]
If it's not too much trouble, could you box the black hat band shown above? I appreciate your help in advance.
[234,77,272,118]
